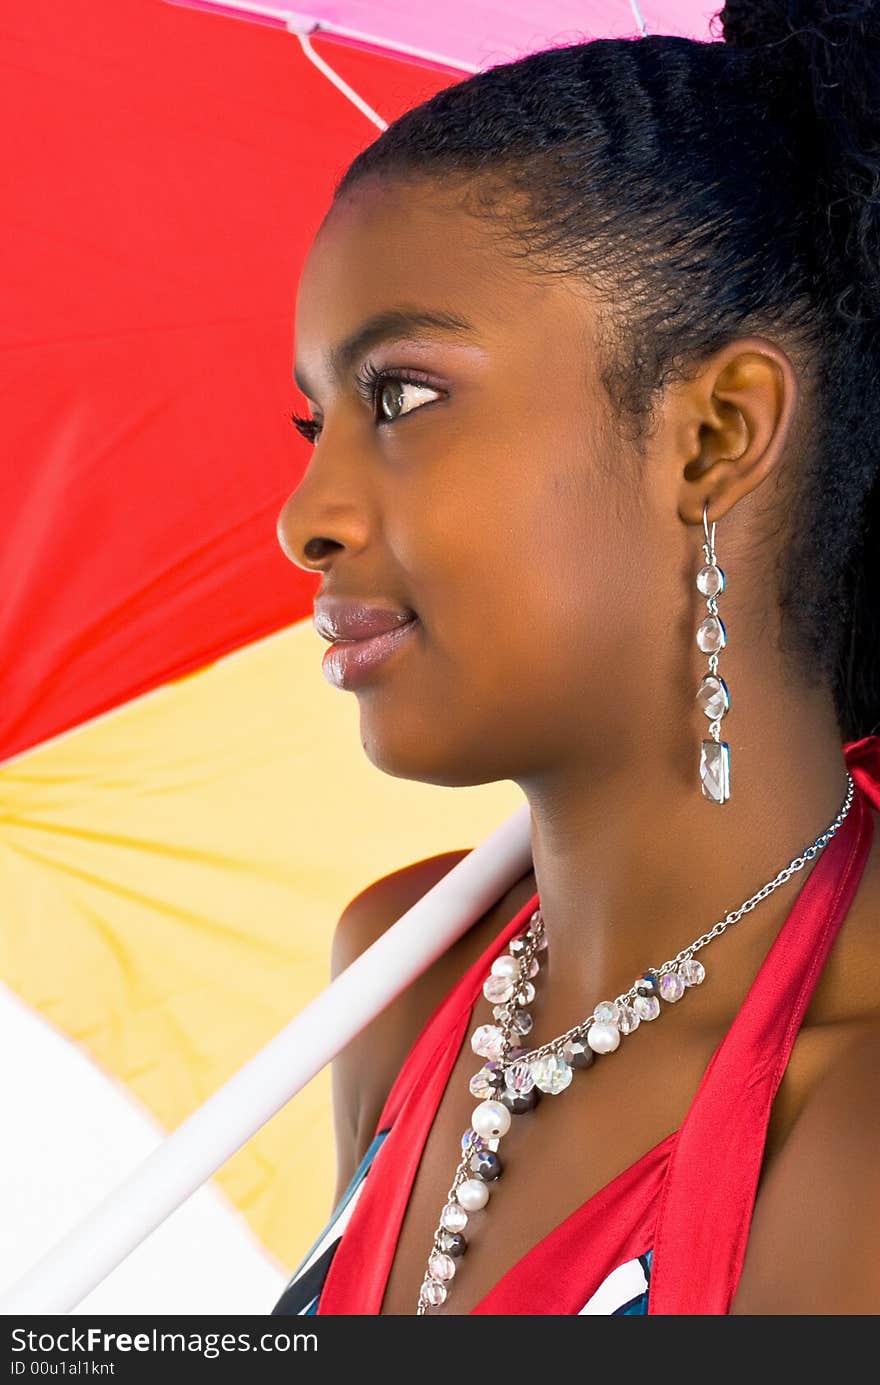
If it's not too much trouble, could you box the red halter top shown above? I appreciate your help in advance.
[317,735,880,1314]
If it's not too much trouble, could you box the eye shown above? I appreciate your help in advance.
[289,363,444,447]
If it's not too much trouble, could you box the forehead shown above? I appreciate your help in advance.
[294,175,602,394]
[296,177,509,332]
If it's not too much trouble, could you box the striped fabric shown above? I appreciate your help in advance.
[271,1130,650,1316]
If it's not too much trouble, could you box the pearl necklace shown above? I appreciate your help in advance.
[415,772,856,1313]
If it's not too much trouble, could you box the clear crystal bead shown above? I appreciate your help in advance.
[511,1008,534,1036]
[633,994,661,1021]
[516,981,536,1005]
[422,1277,447,1307]
[617,1002,640,1035]
[461,1127,483,1154]
[491,954,520,980]
[593,1000,620,1025]
[509,936,528,957]
[696,673,729,720]
[659,971,686,1003]
[696,614,726,653]
[679,957,706,986]
[531,1053,573,1094]
[696,563,725,597]
[483,974,515,1004]
[428,1252,456,1282]
[503,1061,536,1095]
[440,1201,468,1233]
[471,1024,505,1061]
[527,956,540,979]
[700,739,731,804]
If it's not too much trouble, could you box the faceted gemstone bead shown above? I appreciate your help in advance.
[679,957,706,986]
[526,956,540,979]
[528,920,548,950]
[472,1099,512,1140]
[469,1149,502,1181]
[587,1020,621,1054]
[561,1036,594,1069]
[701,739,731,804]
[617,1003,640,1035]
[516,981,536,1005]
[469,1064,502,1099]
[696,673,729,720]
[422,1278,447,1307]
[460,1128,482,1155]
[633,994,661,1021]
[440,1201,468,1233]
[428,1251,456,1281]
[483,974,515,1004]
[531,1053,573,1094]
[635,971,660,998]
[438,1230,467,1257]
[696,563,725,597]
[504,1061,536,1095]
[471,1024,505,1061]
[696,614,726,653]
[659,971,686,1003]
[509,935,528,958]
[457,1178,490,1211]
[491,954,520,980]
[511,1008,534,1036]
[499,1084,540,1114]
[593,1000,620,1025]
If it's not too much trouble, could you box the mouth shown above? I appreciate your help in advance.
[321,616,420,691]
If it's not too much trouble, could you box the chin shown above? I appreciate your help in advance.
[357,712,502,789]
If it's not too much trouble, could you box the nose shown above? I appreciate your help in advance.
[276,444,371,574]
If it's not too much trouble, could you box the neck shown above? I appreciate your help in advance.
[516,688,851,1041]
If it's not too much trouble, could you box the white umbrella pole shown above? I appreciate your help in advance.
[0,802,533,1314]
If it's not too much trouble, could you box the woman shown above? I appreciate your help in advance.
[271,0,880,1314]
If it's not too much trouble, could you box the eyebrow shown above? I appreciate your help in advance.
[293,306,478,398]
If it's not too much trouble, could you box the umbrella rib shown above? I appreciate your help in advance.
[294,31,388,131]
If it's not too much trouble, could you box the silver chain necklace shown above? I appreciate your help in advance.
[415,772,856,1313]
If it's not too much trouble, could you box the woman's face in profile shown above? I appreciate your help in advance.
[278,173,673,791]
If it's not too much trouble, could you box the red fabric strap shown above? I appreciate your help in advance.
[648,779,874,1313]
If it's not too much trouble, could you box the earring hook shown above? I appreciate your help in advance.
[702,499,716,559]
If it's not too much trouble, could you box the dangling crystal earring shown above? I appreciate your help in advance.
[695,499,730,803]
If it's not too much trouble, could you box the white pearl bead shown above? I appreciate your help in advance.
[457,1178,490,1211]
[587,1020,621,1054]
[471,1099,512,1140]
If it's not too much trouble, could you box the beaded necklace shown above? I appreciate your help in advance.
[416,772,855,1312]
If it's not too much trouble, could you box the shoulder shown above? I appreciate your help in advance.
[731,1016,880,1314]
[330,848,473,981]
[328,849,475,1203]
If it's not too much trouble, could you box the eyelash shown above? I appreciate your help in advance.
[289,362,441,445]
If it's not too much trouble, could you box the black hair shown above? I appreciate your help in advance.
[331,1,880,744]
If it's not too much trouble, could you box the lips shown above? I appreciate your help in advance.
[320,616,420,690]
[313,599,418,644]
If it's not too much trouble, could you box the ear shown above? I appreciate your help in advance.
[672,336,799,527]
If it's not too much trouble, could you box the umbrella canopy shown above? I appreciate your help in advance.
[1,0,722,1312]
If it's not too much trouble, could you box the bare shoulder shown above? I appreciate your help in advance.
[328,850,537,1206]
[731,1016,880,1314]
[330,848,474,982]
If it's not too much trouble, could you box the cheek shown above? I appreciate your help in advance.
[392,454,624,695]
